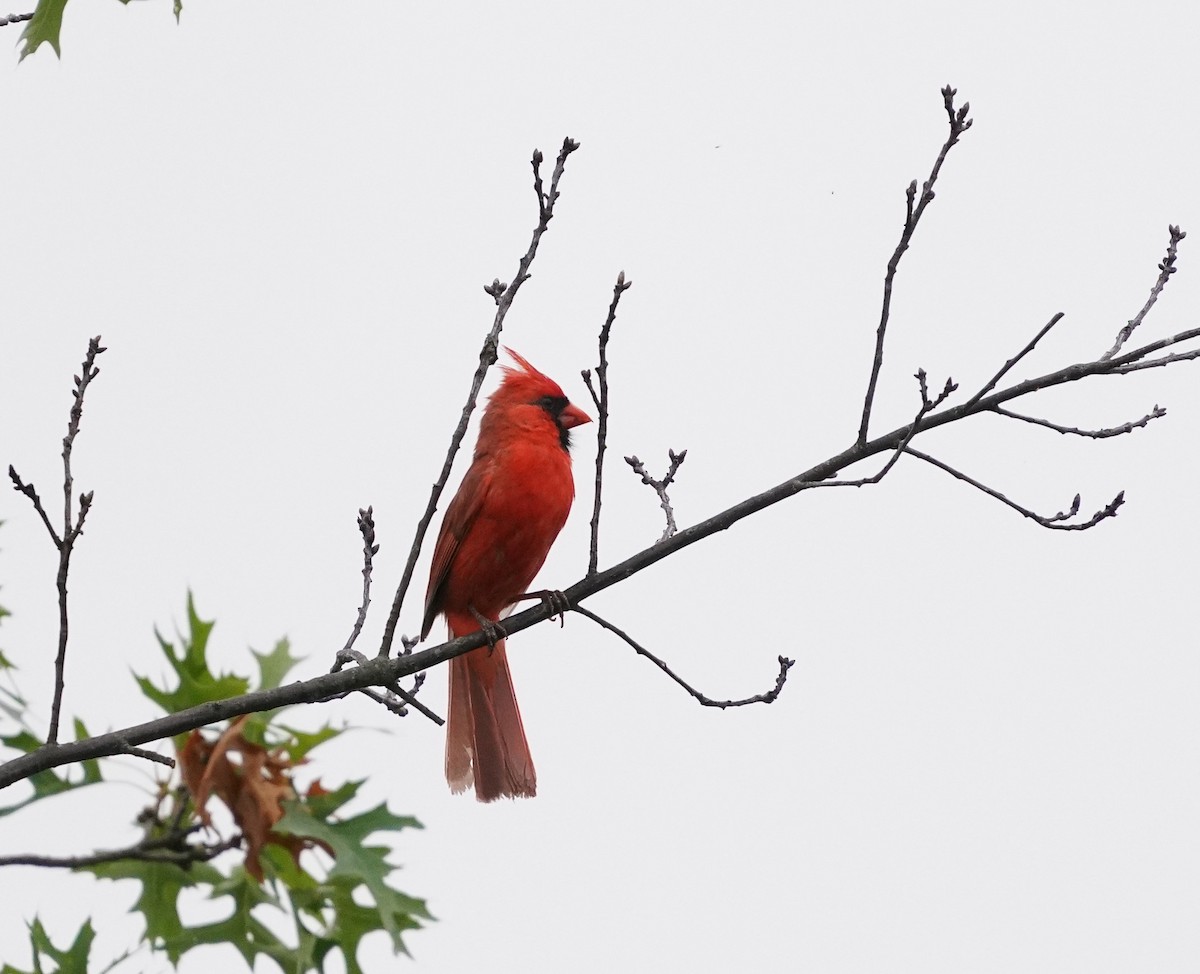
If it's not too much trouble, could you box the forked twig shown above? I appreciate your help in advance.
[575,606,793,708]
[857,86,972,446]
[905,446,1124,530]
[626,450,687,542]
[583,270,632,575]
[8,336,106,745]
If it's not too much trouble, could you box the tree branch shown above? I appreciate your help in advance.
[992,404,1166,439]
[575,606,793,708]
[625,450,687,542]
[9,337,106,746]
[1101,225,1187,360]
[376,137,580,660]
[857,85,972,446]
[582,270,631,576]
[0,829,241,869]
[904,446,1124,530]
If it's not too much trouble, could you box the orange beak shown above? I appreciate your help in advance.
[560,402,592,429]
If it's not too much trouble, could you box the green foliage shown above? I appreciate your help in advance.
[17,0,68,61]
[89,594,430,970]
[0,592,429,971]
[1,918,95,974]
[135,594,249,741]
[0,718,102,818]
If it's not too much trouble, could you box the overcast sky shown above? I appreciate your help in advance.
[3,2,1200,972]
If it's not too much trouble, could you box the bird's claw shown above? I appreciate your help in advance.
[469,606,506,654]
[518,589,571,627]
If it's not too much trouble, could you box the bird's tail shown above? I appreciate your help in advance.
[445,635,537,802]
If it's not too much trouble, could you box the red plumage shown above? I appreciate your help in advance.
[422,349,590,801]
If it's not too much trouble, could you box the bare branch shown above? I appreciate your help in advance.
[915,368,959,411]
[964,313,1064,409]
[10,337,107,746]
[7,466,60,547]
[1102,225,1187,360]
[625,450,687,542]
[857,85,973,447]
[575,606,793,708]
[0,12,32,28]
[116,741,175,769]
[993,404,1167,439]
[377,138,580,660]
[333,507,378,670]
[584,270,632,576]
[904,446,1124,530]
[1108,347,1200,375]
[0,830,242,869]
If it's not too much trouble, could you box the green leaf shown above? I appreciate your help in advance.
[134,594,249,724]
[271,721,341,762]
[82,858,224,961]
[1,917,95,974]
[159,864,304,970]
[18,0,69,62]
[0,721,101,818]
[252,638,303,691]
[274,799,429,960]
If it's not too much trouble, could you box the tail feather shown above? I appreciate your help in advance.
[445,639,537,801]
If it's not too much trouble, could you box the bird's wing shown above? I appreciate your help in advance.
[421,461,492,640]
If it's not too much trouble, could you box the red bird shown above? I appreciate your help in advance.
[422,349,591,801]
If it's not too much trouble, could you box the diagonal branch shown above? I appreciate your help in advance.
[857,85,973,447]
[904,446,1124,530]
[964,313,1064,409]
[376,137,580,660]
[1101,225,1187,360]
[582,270,632,575]
[993,404,1166,439]
[575,606,793,708]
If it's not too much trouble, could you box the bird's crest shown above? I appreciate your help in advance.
[495,346,566,400]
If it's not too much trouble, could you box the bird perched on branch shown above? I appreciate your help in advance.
[422,349,591,801]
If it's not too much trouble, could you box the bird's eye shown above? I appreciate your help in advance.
[534,395,568,417]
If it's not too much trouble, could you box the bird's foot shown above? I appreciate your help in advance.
[468,606,506,653]
[518,589,571,627]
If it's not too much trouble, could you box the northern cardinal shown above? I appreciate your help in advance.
[422,349,591,801]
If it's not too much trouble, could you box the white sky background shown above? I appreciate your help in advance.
[2,1,1199,971]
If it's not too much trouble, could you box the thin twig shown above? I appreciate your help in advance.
[857,85,973,446]
[625,451,687,542]
[7,467,60,546]
[1101,225,1187,360]
[0,12,33,27]
[0,831,242,869]
[333,507,378,670]
[1108,347,1200,375]
[964,313,1064,409]
[10,338,106,745]
[575,606,793,708]
[583,270,632,576]
[915,368,959,411]
[905,446,1124,530]
[117,741,175,768]
[993,404,1166,439]
[377,138,580,660]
